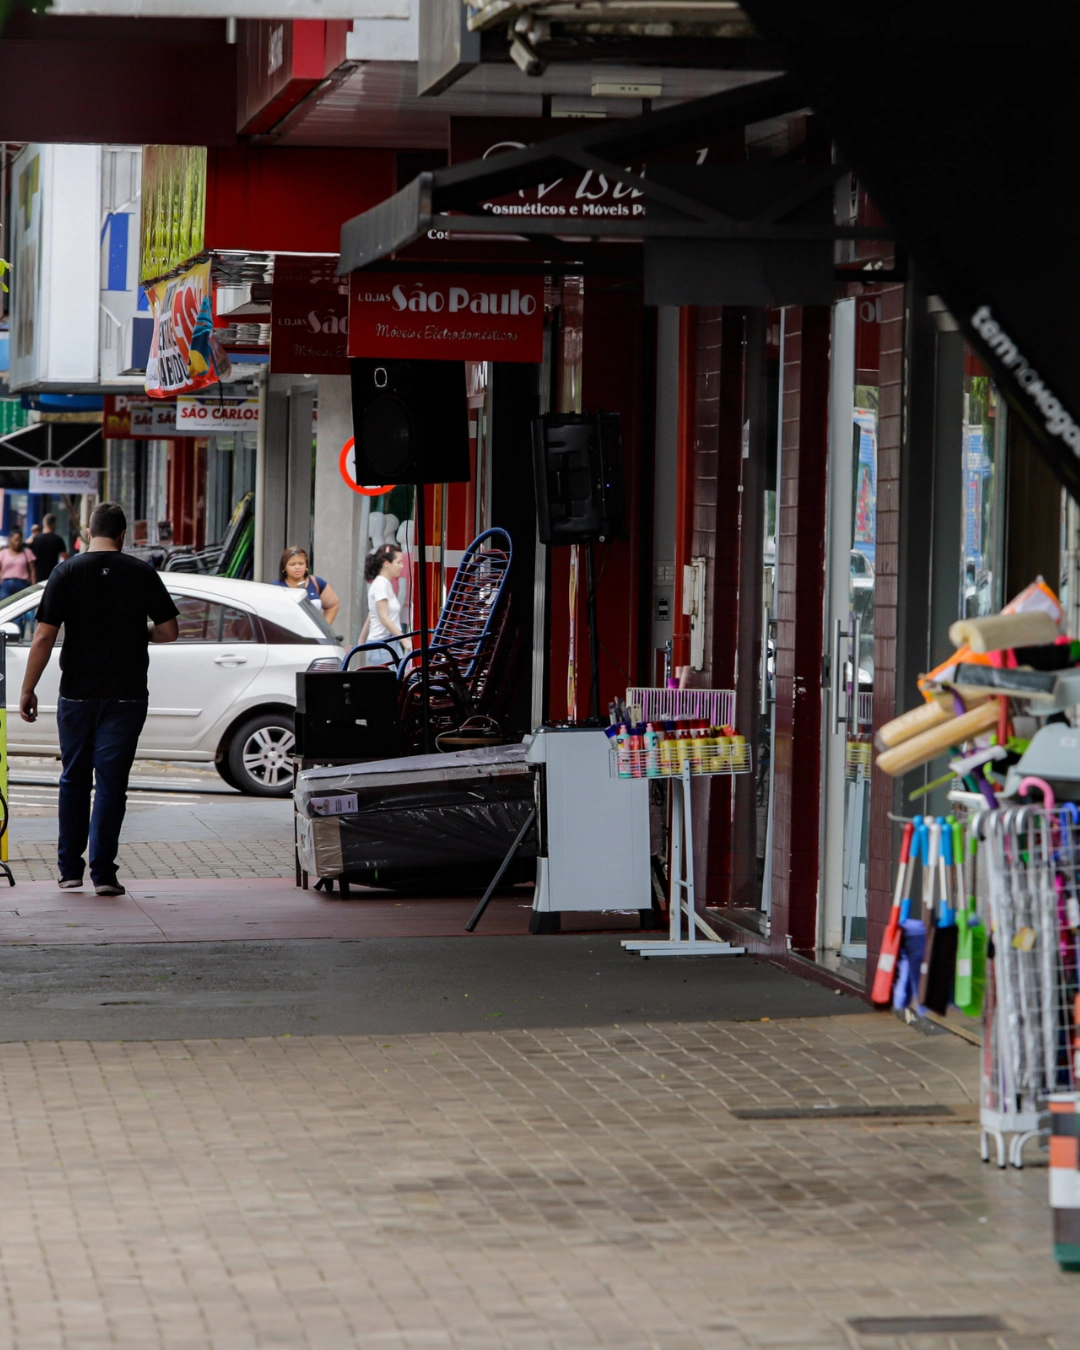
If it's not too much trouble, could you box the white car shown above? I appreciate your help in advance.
[0,573,342,796]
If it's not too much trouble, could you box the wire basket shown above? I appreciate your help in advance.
[626,687,736,727]
[610,737,751,780]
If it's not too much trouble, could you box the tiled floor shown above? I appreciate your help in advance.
[0,1015,1071,1350]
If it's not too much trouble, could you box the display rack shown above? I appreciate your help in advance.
[626,686,735,728]
[616,687,750,959]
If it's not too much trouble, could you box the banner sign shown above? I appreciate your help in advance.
[140,145,206,284]
[29,466,99,493]
[271,261,350,375]
[103,395,178,438]
[175,396,260,435]
[348,273,544,363]
[144,260,231,398]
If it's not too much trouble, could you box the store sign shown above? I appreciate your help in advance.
[103,395,178,438]
[271,269,350,376]
[28,466,99,494]
[448,119,729,224]
[144,260,231,398]
[451,120,646,223]
[347,273,544,363]
[175,395,260,435]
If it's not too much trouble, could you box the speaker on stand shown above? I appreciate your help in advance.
[350,359,470,751]
[531,412,626,723]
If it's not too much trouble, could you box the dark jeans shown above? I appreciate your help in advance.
[57,696,147,885]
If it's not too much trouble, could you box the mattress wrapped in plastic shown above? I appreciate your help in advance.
[294,744,535,885]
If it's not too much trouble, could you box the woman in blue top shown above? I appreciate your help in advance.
[274,546,340,628]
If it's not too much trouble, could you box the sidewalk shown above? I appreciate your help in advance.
[6,768,295,880]
[0,1012,1069,1350]
[0,877,539,943]
[1,763,1072,1349]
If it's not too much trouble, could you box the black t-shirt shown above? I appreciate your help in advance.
[28,532,66,580]
[36,551,179,700]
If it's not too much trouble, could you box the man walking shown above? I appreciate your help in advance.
[19,501,179,895]
[28,512,68,582]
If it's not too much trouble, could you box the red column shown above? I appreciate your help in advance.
[546,280,645,719]
[688,306,744,908]
[770,306,830,953]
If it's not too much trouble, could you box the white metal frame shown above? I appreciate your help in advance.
[622,763,745,959]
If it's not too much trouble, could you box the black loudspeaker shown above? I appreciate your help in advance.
[295,669,405,762]
[531,412,626,545]
[349,359,470,485]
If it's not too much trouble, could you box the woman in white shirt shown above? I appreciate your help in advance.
[358,543,406,665]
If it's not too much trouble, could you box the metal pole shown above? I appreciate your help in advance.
[416,483,432,754]
[252,365,268,582]
[465,807,537,932]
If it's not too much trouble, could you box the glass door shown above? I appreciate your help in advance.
[821,297,880,973]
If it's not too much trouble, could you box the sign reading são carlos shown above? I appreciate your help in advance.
[348,274,544,364]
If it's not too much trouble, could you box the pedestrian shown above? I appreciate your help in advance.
[19,501,179,896]
[357,543,406,665]
[0,527,36,600]
[273,546,340,627]
[28,512,68,582]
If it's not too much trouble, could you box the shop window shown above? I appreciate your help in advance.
[961,351,1005,618]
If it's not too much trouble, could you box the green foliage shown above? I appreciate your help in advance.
[0,259,9,295]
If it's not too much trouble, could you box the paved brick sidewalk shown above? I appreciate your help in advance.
[0,1013,1070,1350]
[7,836,295,881]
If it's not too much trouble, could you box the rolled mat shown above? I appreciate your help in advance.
[948,611,1058,653]
[875,699,1001,778]
[875,694,989,750]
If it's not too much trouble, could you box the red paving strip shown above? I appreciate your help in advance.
[0,879,647,944]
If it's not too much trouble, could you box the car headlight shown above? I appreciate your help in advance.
[306,655,342,672]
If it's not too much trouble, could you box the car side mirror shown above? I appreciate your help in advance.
[0,622,21,639]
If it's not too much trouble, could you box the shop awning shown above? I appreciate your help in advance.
[739,0,1080,501]
[338,73,892,303]
[0,422,105,473]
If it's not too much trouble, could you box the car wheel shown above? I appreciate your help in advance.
[214,751,240,791]
[226,712,296,797]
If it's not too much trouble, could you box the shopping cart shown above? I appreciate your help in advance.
[979,794,1080,1167]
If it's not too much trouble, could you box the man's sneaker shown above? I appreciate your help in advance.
[94,882,126,897]
[58,878,84,890]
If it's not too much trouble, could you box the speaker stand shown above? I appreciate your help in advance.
[584,540,602,724]
[415,483,432,754]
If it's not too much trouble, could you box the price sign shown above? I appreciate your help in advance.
[338,437,394,497]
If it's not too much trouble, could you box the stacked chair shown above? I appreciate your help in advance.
[342,528,517,750]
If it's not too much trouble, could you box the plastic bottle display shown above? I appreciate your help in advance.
[608,719,750,777]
